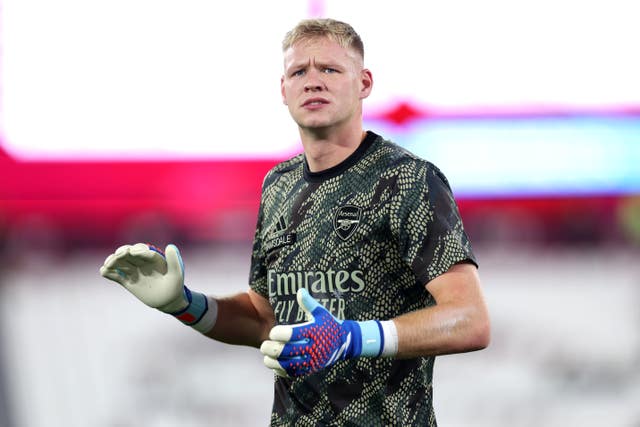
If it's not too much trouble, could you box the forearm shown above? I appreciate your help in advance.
[387,262,491,359]
[204,291,275,349]
[393,301,490,359]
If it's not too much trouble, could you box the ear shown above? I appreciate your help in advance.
[360,69,373,100]
[281,75,288,105]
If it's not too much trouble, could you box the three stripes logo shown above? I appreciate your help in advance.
[275,215,288,233]
[265,214,297,253]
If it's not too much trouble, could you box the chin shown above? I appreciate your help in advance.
[295,117,334,130]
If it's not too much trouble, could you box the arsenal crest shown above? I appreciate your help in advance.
[333,205,362,241]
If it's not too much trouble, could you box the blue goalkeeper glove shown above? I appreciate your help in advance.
[260,288,397,378]
[99,243,217,334]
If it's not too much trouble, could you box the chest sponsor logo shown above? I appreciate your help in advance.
[333,204,362,241]
[267,268,366,323]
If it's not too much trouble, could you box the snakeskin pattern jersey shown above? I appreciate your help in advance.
[249,131,477,426]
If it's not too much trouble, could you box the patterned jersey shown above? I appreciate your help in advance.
[249,131,477,426]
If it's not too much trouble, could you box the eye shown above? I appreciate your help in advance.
[292,69,305,77]
[323,68,338,74]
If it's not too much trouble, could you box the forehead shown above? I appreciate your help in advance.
[283,36,361,69]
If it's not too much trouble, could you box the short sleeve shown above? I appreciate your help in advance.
[248,178,270,299]
[390,162,477,285]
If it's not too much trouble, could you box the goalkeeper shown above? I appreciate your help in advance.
[100,18,490,426]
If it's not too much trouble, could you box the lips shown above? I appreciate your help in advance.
[302,97,329,107]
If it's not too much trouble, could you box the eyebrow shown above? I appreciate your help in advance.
[286,59,345,73]
[315,61,344,69]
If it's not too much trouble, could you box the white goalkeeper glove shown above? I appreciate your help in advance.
[100,243,217,334]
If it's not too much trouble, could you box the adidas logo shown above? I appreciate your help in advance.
[275,215,288,232]
[265,215,297,253]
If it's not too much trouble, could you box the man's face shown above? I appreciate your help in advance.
[281,37,372,132]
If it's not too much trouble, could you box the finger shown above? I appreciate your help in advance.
[106,246,138,269]
[99,266,125,284]
[102,253,116,269]
[262,355,290,378]
[103,250,128,269]
[165,244,184,280]
[122,252,149,267]
[104,253,133,271]
[269,325,314,357]
[297,288,323,319]
[114,244,132,258]
[125,244,168,276]
[105,254,137,271]
[260,340,285,358]
[267,353,310,378]
[129,243,162,261]
[269,325,294,342]
[109,267,139,285]
[129,242,149,254]
[117,243,152,267]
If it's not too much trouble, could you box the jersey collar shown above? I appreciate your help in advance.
[303,131,379,183]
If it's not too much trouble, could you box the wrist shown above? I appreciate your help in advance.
[357,320,398,358]
[167,286,218,334]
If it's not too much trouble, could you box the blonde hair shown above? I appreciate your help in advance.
[282,18,364,60]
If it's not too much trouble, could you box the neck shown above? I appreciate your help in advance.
[300,125,367,172]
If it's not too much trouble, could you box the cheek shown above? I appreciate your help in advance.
[282,82,298,100]
[283,88,298,111]
[343,82,362,102]
[281,83,293,105]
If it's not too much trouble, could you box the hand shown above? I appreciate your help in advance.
[100,243,188,313]
[260,288,385,378]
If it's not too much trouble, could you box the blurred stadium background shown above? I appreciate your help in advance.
[1,0,639,426]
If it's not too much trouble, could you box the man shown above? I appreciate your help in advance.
[100,18,490,426]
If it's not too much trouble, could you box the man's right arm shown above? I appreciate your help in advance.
[100,243,274,349]
[205,290,275,348]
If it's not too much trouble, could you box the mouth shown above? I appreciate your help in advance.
[302,98,329,108]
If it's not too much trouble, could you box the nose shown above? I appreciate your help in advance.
[304,81,324,92]
[304,69,325,92]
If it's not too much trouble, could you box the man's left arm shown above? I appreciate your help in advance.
[393,262,490,359]
[260,262,489,377]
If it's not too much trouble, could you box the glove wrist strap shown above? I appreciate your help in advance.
[357,319,398,358]
[379,320,399,357]
[169,287,218,334]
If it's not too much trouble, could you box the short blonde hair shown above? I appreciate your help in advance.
[282,18,364,60]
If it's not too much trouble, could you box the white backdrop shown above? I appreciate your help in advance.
[2,0,638,160]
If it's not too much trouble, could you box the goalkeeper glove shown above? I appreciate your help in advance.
[99,243,217,334]
[260,288,398,378]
